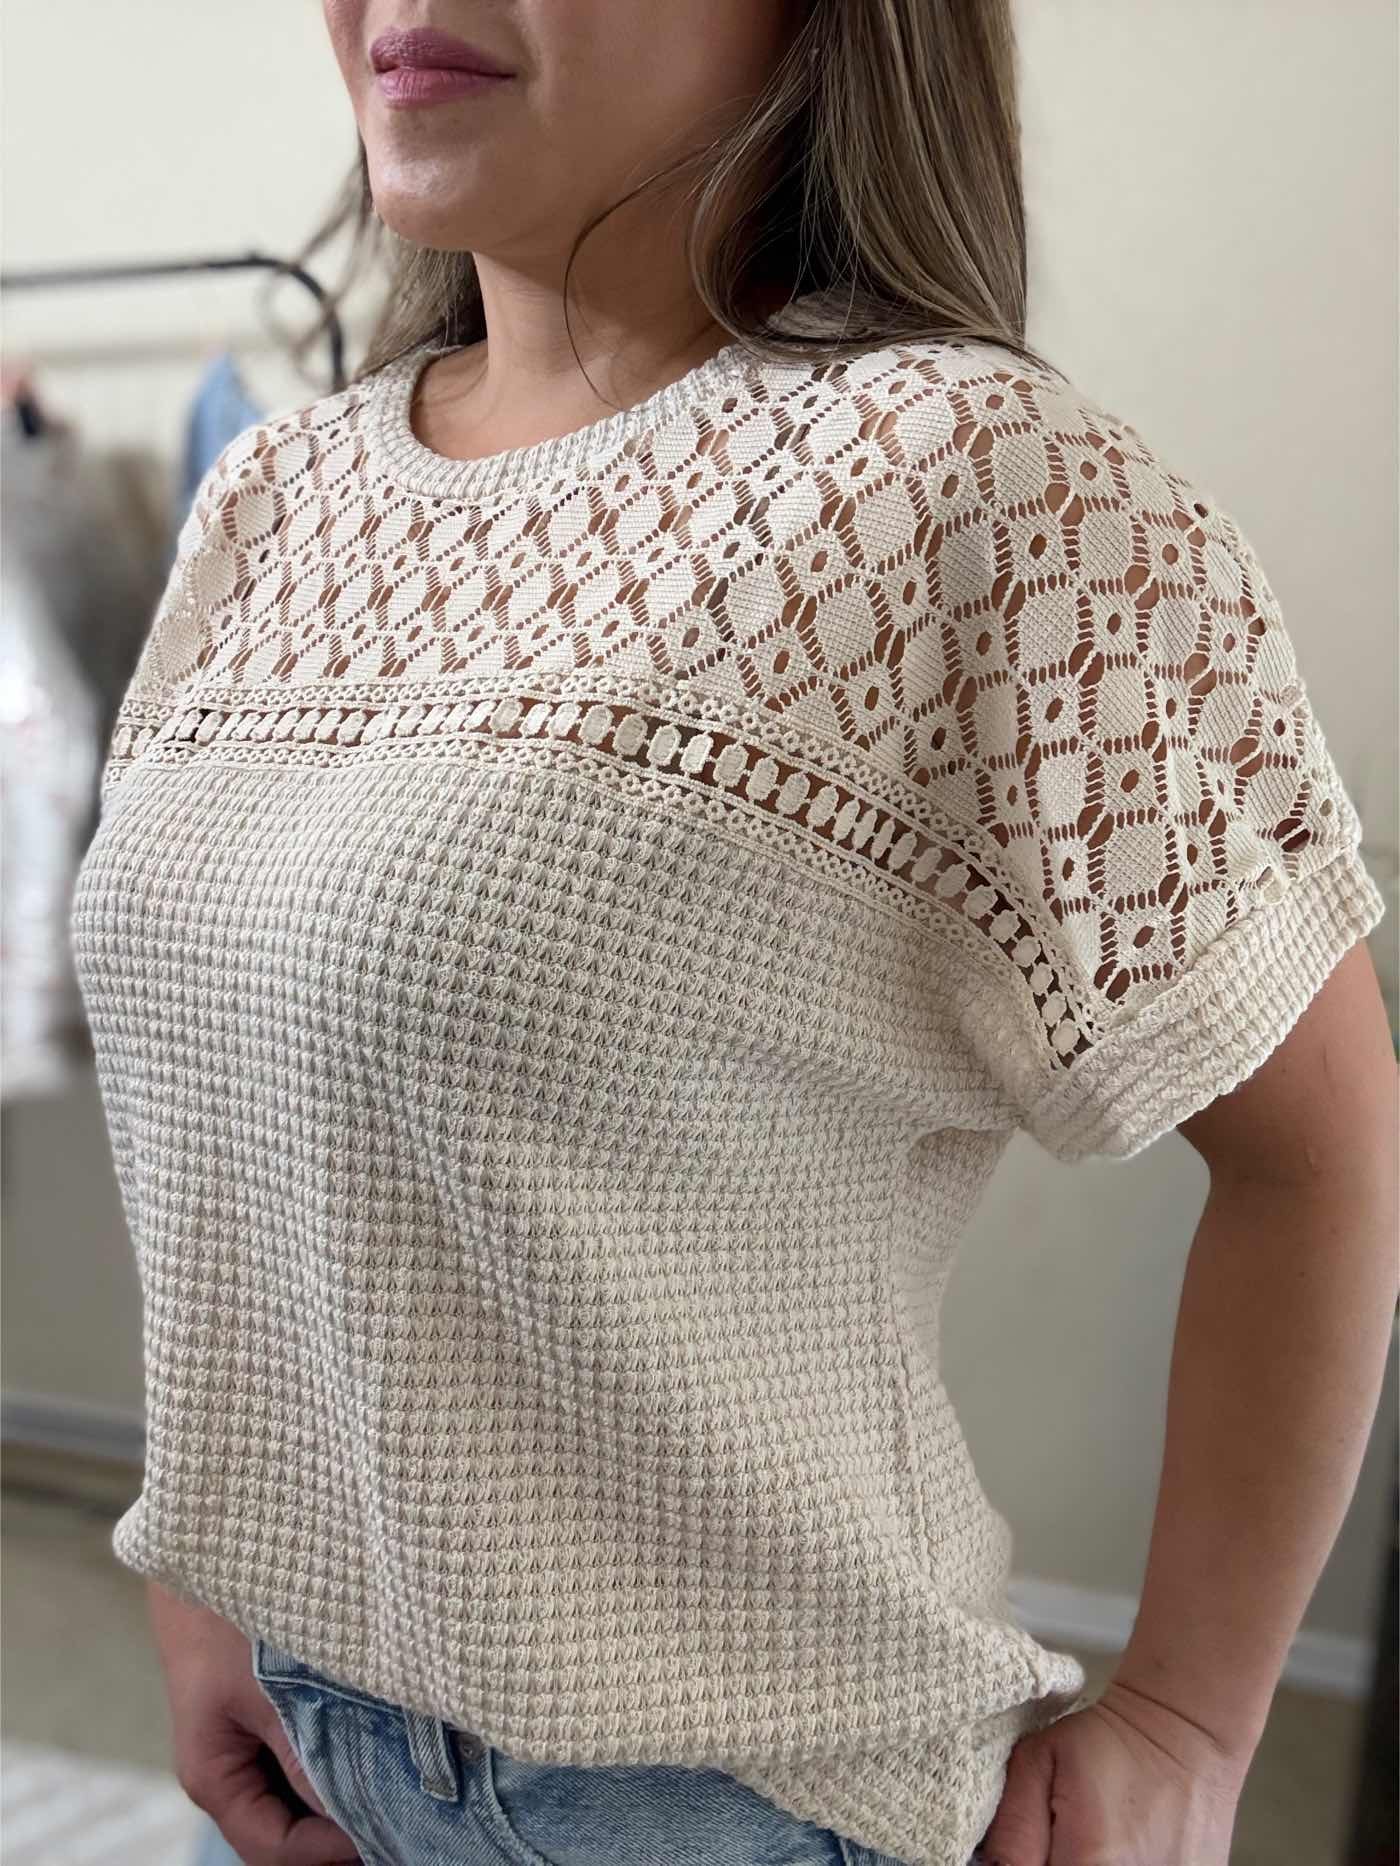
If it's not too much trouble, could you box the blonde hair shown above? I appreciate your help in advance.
[290,0,1066,390]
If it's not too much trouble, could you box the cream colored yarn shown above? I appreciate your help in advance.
[69,311,1384,1866]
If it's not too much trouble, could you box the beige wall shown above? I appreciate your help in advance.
[3,0,1396,1663]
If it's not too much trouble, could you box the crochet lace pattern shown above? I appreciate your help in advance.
[70,297,1384,1866]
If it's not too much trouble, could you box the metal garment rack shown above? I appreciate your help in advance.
[0,251,347,392]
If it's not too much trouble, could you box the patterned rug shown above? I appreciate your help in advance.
[1,1739,205,1865]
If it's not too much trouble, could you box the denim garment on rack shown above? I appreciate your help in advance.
[172,349,264,554]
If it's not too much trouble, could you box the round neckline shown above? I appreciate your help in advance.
[362,291,834,502]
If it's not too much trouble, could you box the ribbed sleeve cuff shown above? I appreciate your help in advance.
[1021,842,1390,1165]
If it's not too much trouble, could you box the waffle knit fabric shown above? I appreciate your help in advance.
[69,290,1386,1866]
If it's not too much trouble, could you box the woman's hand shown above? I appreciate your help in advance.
[145,1579,362,1865]
[974,1679,1251,1865]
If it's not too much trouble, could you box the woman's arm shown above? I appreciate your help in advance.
[1109,937,1399,1764]
[979,940,1397,1865]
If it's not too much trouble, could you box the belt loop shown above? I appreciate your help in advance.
[401,1705,461,1802]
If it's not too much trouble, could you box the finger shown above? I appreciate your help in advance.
[256,1713,334,1823]
[976,1732,1055,1866]
[203,1746,364,1866]
[216,1784,365,1866]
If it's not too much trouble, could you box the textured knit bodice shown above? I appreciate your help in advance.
[69,296,1385,1866]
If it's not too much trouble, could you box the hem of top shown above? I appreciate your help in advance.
[1020,839,1387,1165]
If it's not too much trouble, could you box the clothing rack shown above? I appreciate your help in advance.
[0,251,347,393]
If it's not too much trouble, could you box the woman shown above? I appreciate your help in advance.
[70,3,1397,1865]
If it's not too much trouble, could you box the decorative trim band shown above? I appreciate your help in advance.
[101,685,1100,1070]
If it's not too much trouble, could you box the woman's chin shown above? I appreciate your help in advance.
[366,190,488,253]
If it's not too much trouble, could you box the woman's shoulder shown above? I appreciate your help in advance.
[787,325,1233,560]
[186,364,381,511]
[846,327,1132,457]
[745,314,1139,490]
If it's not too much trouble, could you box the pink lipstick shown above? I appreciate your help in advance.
[370,25,516,107]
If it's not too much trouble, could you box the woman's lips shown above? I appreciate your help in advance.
[369,25,514,74]
[375,64,514,106]
[369,24,516,105]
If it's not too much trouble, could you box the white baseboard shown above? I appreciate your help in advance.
[3,1394,1376,1702]
[3,1391,145,1465]
[1007,1576,1373,1700]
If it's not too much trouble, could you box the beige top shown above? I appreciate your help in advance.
[69,293,1385,1866]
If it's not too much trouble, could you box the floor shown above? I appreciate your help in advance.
[0,1443,1373,1864]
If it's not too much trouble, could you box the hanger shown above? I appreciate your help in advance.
[0,250,347,392]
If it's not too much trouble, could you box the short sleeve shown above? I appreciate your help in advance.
[905,359,1387,1165]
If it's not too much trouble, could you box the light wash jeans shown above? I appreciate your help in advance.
[188,1634,962,1866]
